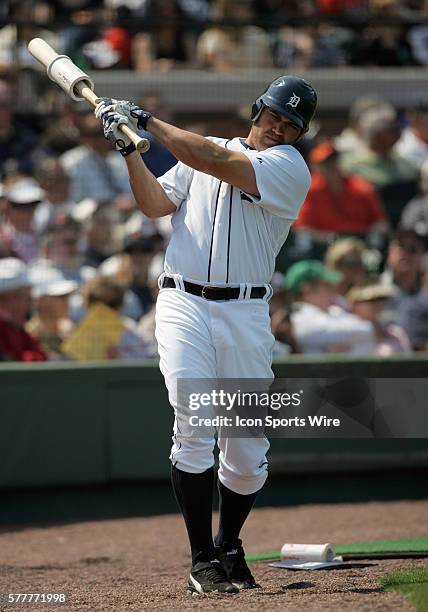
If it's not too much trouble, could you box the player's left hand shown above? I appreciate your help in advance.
[95,107,136,156]
[95,98,152,156]
[94,98,152,132]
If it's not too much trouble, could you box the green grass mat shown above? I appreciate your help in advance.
[246,537,428,562]
[380,568,428,612]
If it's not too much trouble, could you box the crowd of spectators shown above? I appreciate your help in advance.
[2,0,428,361]
[272,92,428,357]
[2,73,428,362]
[4,0,428,73]
[0,74,174,361]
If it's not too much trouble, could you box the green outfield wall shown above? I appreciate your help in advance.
[1,355,428,490]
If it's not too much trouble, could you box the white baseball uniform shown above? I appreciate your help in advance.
[155,136,311,495]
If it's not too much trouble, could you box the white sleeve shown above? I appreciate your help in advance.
[243,147,311,219]
[157,161,194,210]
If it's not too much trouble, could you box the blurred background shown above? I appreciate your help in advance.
[4,0,428,361]
[0,0,427,522]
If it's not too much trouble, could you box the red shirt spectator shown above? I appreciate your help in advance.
[295,172,386,234]
[295,141,387,235]
[0,318,47,362]
[104,27,131,66]
[0,257,47,362]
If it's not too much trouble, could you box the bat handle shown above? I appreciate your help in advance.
[76,84,151,154]
[119,123,150,153]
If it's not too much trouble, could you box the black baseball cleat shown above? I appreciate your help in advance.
[187,559,239,595]
[215,540,259,589]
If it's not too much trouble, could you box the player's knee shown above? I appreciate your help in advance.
[218,460,268,495]
[169,435,215,474]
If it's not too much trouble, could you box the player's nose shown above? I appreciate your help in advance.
[272,122,285,136]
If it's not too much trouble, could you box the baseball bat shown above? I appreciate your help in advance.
[27,38,150,153]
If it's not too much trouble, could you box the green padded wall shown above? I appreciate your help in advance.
[0,356,427,488]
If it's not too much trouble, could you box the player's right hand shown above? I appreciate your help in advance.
[95,98,152,133]
[95,102,136,156]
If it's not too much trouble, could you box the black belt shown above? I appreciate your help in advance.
[161,276,267,301]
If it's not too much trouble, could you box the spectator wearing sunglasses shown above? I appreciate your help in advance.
[35,214,93,285]
[380,227,427,319]
[348,283,411,356]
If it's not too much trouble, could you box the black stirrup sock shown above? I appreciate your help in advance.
[171,465,216,565]
[215,479,258,547]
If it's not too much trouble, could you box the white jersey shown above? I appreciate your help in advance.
[157,136,311,285]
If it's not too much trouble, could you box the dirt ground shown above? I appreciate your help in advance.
[0,499,427,611]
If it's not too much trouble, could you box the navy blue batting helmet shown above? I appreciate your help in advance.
[251,75,317,132]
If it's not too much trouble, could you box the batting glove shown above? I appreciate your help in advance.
[95,97,151,130]
[95,98,152,156]
[96,108,136,157]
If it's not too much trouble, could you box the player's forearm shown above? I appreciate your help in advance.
[125,151,175,218]
[147,117,230,173]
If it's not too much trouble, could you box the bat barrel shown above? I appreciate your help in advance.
[28,37,59,67]
[28,37,94,101]
[47,55,94,101]
[28,37,150,153]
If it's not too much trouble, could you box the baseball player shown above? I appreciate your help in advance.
[95,75,317,595]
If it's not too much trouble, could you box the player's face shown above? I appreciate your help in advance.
[251,107,303,150]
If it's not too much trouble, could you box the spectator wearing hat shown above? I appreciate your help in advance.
[380,227,427,318]
[33,157,75,235]
[325,237,370,299]
[0,178,44,263]
[26,266,77,359]
[399,254,428,351]
[36,214,93,284]
[395,102,428,168]
[342,107,420,228]
[60,111,132,205]
[295,141,388,244]
[348,283,411,356]
[285,260,375,354]
[0,258,47,362]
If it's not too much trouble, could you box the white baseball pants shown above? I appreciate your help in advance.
[155,280,275,495]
